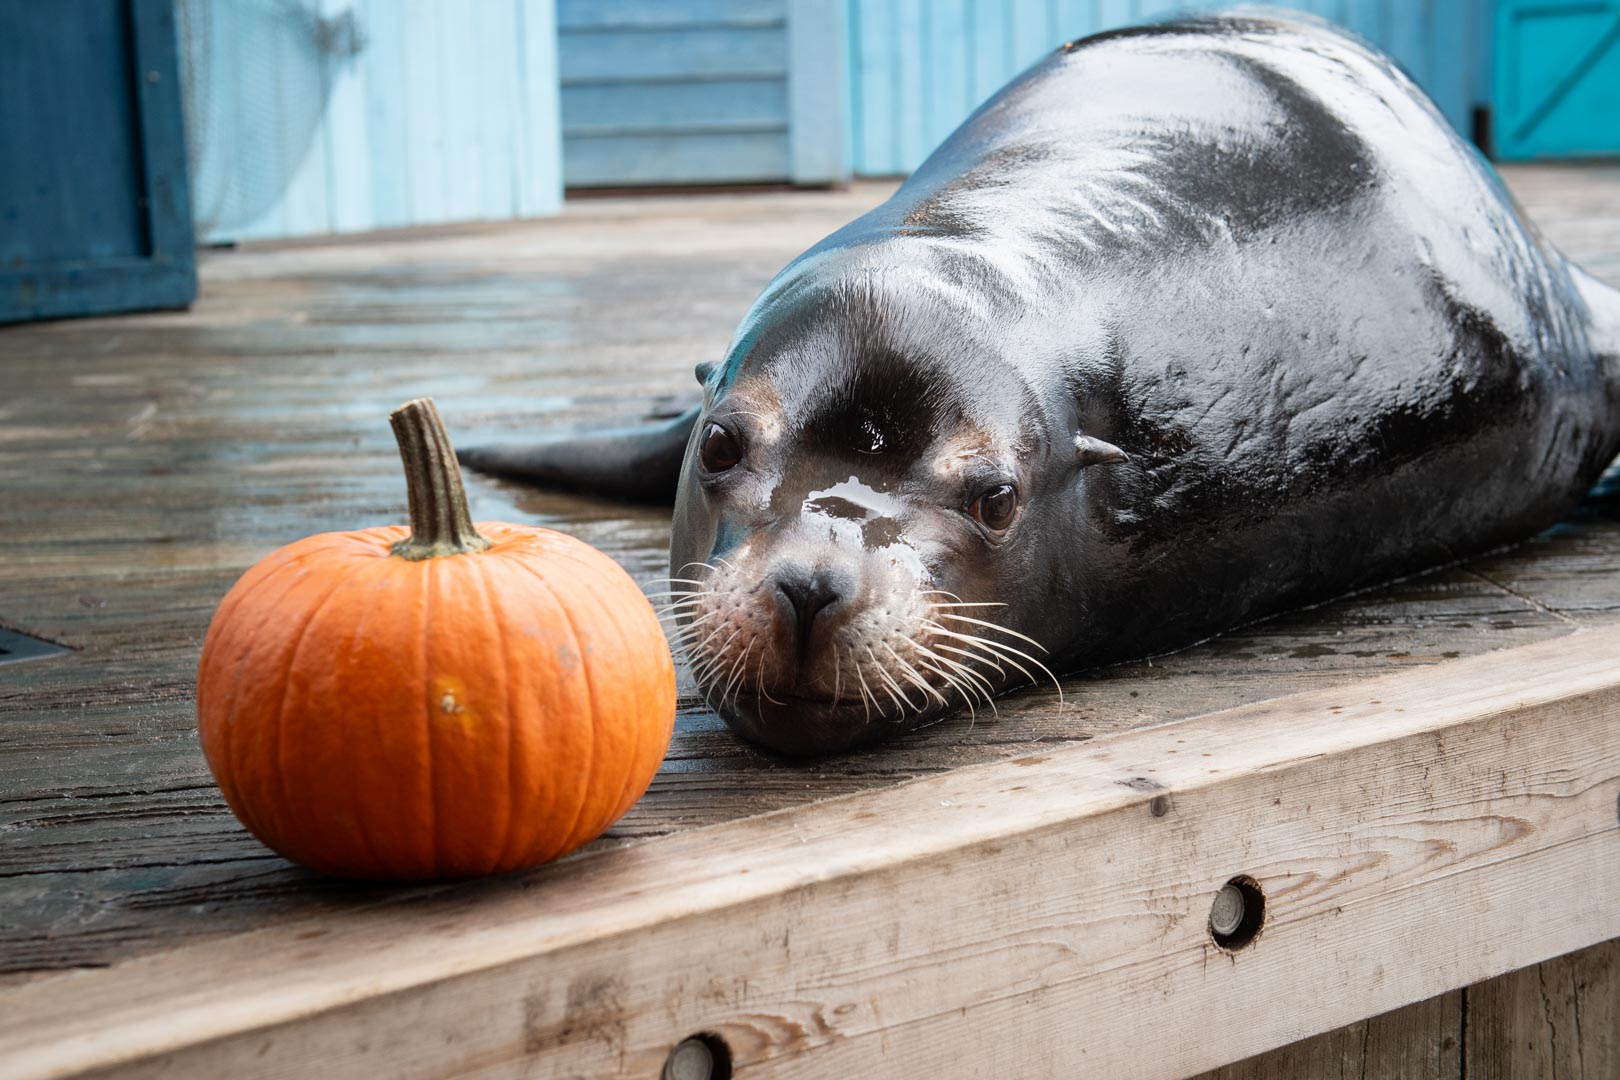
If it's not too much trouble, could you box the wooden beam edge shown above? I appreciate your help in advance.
[3,625,1619,1078]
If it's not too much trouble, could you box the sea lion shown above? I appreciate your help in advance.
[461,12,1620,755]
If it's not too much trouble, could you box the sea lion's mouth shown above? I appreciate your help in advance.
[719,685,958,756]
[731,688,872,711]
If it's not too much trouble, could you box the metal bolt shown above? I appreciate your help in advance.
[146,69,160,83]
[664,1038,716,1080]
[1210,883,1246,937]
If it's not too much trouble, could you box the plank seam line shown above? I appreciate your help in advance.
[1461,565,1581,627]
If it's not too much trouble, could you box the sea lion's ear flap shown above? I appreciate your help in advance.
[694,360,718,387]
[1074,434,1129,468]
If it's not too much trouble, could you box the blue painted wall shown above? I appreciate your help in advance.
[847,0,1495,176]
[558,0,847,187]
[183,0,563,243]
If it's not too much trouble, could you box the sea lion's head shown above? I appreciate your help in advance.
[668,246,1127,755]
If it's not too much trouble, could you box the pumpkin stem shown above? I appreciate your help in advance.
[389,398,492,560]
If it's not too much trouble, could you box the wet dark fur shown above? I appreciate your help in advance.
[463,13,1620,752]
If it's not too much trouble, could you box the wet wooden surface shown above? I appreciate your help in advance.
[1,166,1618,989]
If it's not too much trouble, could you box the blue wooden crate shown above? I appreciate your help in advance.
[1493,0,1620,159]
[0,0,196,323]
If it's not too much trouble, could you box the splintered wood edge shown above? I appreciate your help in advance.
[4,627,1619,1080]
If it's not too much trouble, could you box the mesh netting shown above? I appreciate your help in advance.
[177,0,363,239]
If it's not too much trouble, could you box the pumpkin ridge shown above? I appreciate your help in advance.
[535,544,674,826]
[419,556,440,878]
[265,566,355,863]
[609,591,672,824]
[601,588,649,834]
[492,558,556,871]
[464,554,514,875]
[510,557,598,861]
[205,540,353,844]
[483,562,522,873]
[561,565,648,841]
[330,563,391,877]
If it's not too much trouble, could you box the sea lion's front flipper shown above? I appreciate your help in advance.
[457,403,699,504]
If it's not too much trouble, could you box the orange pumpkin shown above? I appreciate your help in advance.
[196,398,675,879]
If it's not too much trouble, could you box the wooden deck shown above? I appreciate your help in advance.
[2,165,1619,1078]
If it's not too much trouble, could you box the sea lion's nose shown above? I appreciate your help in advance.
[773,567,847,660]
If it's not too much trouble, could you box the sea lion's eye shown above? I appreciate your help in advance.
[969,484,1019,533]
[699,422,742,473]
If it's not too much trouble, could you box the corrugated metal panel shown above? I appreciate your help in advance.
[184,0,563,243]
[847,0,1495,176]
[558,0,847,187]
[1494,0,1620,160]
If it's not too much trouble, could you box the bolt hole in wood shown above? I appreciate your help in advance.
[663,1033,732,1080]
[0,625,71,665]
[1209,875,1266,951]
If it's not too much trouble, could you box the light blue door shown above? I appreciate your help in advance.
[558,0,848,187]
[1494,0,1620,159]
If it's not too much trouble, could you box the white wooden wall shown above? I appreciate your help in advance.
[184,0,563,243]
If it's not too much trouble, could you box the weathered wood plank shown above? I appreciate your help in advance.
[1465,938,1620,1080]
[1196,993,1463,1080]
[1202,937,1620,1079]
[2,625,1619,1078]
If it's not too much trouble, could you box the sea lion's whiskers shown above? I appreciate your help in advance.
[656,601,708,621]
[831,645,843,707]
[681,617,724,647]
[685,649,728,693]
[688,639,735,688]
[914,641,998,712]
[882,643,950,709]
[918,590,1007,610]
[925,624,1029,679]
[654,596,710,620]
[721,640,755,712]
[864,647,912,715]
[645,576,711,589]
[659,613,709,633]
[901,624,988,707]
[933,641,1006,678]
[928,622,1064,713]
[655,586,712,613]
[853,655,876,722]
[688,624,744,689]
[667,615,721,649]
[910,653,979,720]
[932,612,1050,653]
[754,648,785,706]
[923,622,1058,714]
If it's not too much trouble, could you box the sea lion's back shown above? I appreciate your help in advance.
[892,12,1620,658]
